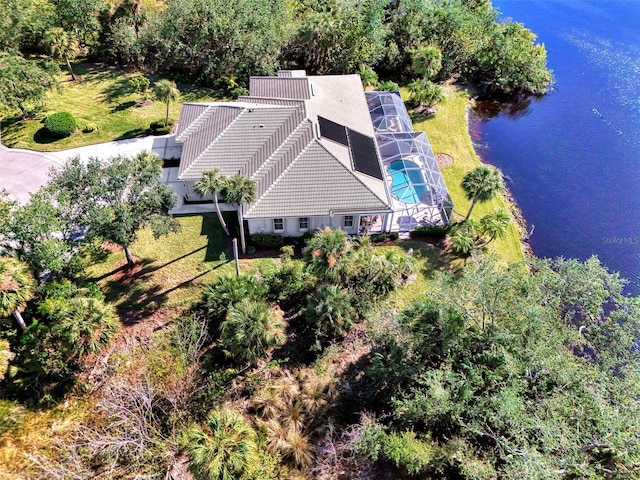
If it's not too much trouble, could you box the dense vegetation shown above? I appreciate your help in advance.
[0,0,551,122]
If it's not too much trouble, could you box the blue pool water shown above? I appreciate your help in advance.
[388,161,427,204]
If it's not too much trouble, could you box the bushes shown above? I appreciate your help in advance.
[250,233,284,249]
[82,123,98,133]
[410,224,452,239]
[149,118,174,135]
[44,112,77,138]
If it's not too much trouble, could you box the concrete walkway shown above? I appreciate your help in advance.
[0,134,182,204]
[0,145,62,204]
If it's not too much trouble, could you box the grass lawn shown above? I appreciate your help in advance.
[82,214,277,312]
[1,63,220,152]
[408,85,525,264]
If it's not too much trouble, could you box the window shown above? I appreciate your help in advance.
[299,217,309,231]
[273,218,284,232]
[344,215,354,228]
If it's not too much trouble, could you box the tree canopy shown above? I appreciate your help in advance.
[47,151,180,266]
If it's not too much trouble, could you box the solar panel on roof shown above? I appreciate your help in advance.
[347,128,384,180]
[318,116,348,145]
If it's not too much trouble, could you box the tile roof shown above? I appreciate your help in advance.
[245,141,390,218]
[249,77,311,100]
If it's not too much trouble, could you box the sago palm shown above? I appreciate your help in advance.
[0,257,35,331]
[461,165,504,220]
[194,169,230,235]
[183,408,259,480]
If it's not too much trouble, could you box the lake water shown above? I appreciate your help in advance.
[471,0,640,295]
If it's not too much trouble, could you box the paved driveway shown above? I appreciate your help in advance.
[0,145,61,204]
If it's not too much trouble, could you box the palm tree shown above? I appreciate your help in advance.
[223,174,257,254]
[476,208,511,247]
[0,257,35,331]
[44,27,80,81]
[358,64,378,90]
[183,408,259,480]
[408,78,444,109]
[194,169,230,235]
[461,165,504,220]
[303,227,350,278]
[153,79,180,126]
[448,221,477,255]
[0,339,13,381]
[305,284,355,340]
[220,299,286,364]
[52,297,120,356]
[412,44,442,80]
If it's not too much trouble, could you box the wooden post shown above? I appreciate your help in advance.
[232,238,240,277]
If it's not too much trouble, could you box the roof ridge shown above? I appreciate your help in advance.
[251,119,311,180]
[180,108,247,179]
[175,104,216,142]
[245,138,315,216]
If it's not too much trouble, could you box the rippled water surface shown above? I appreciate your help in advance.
[471,0,640,295]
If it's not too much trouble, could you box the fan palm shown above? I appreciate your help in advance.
[183,408,259,480]
[221,299,286,364]
[448,221,477,255]
[153,79,180,126]
[45,27,80,81]
[0,257,35,331]
[303,227,350,278]
[0,339,13,381]
[408,78,444,108]
[305,284,355,340]
[476,208,511,247]
[52,296,120,356]
[461,165,504,220]
[194,169,230,235]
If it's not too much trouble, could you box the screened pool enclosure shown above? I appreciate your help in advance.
[366,91,453,228]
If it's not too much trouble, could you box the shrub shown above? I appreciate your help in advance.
[149,118,174,135]
[389,232,399,241]
[370,233,387,243]
[44,112,77,138]
[82,123,97,133]
[410,224,452,239]
[250,233,284,249]
[378,80,400,91]
[203,275,268,323]
[129,75,150,94]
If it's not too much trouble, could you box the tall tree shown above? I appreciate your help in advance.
[460,165,503,219]
[0,52,58,118]
[223,174,256,254]
[153,79,179,126]
[47,151,180,266]
[193,169,229,236]
[0,257,35,331]
[44,27,80,81]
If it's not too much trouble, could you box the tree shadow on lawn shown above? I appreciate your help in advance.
[396,239,465,279]
[115,128,148,140]
[101,76,134,103]
[110,100,137,113]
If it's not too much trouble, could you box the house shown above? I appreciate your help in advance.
[168,70,453,239]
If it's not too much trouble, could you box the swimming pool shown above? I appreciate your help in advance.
[387,160,428,204]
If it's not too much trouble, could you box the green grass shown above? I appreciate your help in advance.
[408,86,525,264]
[1,63,221,151]
[82,214,277,312]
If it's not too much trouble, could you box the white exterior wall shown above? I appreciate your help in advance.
[247,215,367,236]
